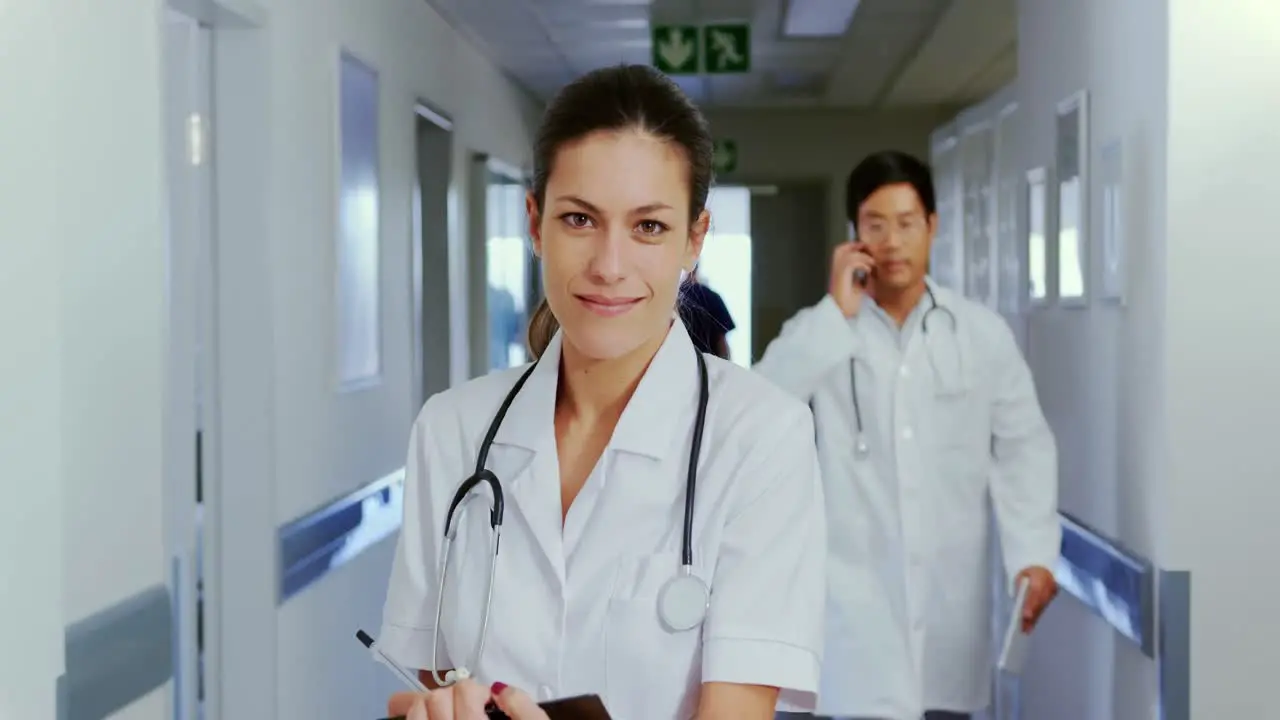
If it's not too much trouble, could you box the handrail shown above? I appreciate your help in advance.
[1053,511,1156,658]
[276,467,406,604]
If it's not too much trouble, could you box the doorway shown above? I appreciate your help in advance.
[697,186,754,366]
[483,165,532,372]
[162,7,215,719]
[745,182,828,361]
[413,104,453,408]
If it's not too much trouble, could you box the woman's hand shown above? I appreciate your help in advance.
[388,680,551,719]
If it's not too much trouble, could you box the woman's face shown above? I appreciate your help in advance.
[528,129,708,362]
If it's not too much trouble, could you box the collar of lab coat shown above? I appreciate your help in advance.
[491,319,700,460]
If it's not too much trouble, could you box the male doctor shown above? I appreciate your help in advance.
[759,150,1060,720]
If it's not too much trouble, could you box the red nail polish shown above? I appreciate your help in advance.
[491,681,508,696]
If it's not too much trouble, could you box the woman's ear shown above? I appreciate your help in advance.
[526,192,542,257]
[686,208,710,268]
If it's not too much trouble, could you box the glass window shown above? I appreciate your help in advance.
[486,175,530,371]
[696,186,753,366]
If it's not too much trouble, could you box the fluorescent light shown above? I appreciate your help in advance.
[782,0,861,38]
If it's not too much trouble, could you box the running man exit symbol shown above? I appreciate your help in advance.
[703,23,751,74]
[712,140,738,175]
[652,25,700,75]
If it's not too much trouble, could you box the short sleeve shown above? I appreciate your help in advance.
[379,397,452,671]
[701,402,826,709]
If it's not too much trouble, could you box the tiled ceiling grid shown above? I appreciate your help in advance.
[426,0,1017,108]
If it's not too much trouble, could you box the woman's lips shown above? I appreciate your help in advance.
[575,294,643,317]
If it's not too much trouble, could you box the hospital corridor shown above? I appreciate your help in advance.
[3,0,1277,718]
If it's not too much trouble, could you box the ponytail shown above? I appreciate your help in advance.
[526,298,559,360]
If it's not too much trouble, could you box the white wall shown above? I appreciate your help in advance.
[1,0,538,718]
[1012,1,1169,718]
[702,108,956,251]
[1164,2,1280,716]
[0,1,66,716]
[933,1,1170,717]
[216,1,542,719]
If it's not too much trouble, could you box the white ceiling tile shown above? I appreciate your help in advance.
[426,0,1015,108]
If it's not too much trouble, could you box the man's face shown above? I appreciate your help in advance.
[854,182,937,292]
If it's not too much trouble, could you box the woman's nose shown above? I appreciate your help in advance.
[587,230,627,282]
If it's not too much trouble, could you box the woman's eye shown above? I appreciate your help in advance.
[562,212,592,229]
[636,220,667,236]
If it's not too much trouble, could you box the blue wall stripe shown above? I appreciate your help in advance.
[1054,511,1157,657]
[277,467,406,604]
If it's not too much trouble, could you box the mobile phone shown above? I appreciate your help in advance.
[848,237,872,287]
[380,693,612,720]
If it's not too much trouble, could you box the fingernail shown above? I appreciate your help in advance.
[491,681,509,696]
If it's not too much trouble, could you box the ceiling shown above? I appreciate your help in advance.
[425,0,1017,108]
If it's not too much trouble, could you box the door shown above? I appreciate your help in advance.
[413,107,453,408]
[163,10,214,719]
[747,183,828,362]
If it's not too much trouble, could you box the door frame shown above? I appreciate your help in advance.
[411,100,454,409]
[166,1,275,718]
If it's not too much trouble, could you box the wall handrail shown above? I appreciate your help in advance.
[1054,510,1156,658]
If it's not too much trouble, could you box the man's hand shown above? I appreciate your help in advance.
[1015,566,1058,632]
[828,241,875,318]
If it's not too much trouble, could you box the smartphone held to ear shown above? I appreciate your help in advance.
[853,268,870,287]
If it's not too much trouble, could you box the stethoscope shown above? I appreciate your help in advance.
[430,347,712,687]
[851,284,960,459]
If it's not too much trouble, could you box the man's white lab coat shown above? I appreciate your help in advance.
[755,281,1060,719]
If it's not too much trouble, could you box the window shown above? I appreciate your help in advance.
[696,186,753,366]
[486,175,529,370]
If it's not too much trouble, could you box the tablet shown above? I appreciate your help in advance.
[997,577,1032,675]
[488,694,612,720]
[382,693,612,720]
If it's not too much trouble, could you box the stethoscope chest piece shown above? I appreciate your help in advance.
[657,569,709,632]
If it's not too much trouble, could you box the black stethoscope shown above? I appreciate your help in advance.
[430,346,712,687]
[851,284,959,459]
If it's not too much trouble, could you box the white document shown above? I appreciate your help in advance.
[998,577,1032,675]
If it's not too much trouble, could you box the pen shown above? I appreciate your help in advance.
[357,629,430,694]
[358,630,510,719]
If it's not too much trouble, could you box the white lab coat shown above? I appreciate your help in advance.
[380,322,827,720]
[755,281,1059,719]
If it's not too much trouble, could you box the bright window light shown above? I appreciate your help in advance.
[697,186,753,366]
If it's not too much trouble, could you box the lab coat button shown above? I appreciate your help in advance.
[899,365,909,378]
[539,685,553,701]
[902,427,914,440]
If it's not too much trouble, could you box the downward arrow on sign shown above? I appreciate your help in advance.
[657,27,694,70]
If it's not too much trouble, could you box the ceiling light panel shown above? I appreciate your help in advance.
[782,0,862,38]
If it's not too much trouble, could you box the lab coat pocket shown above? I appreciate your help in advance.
[605,553,701,720]
[931,379,984,448]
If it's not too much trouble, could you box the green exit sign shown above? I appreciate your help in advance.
[703,23,751,74]
[712,139,738,175]
[651,25,700,75]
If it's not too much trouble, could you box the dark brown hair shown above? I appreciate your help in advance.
[525,64,714,359]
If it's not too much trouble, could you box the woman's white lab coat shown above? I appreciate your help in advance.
[380,323,827,720]
[755,282,1059,719]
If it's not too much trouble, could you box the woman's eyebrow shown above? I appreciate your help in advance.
[553,195,674,215]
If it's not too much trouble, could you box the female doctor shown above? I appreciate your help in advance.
[379,64,826,720]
